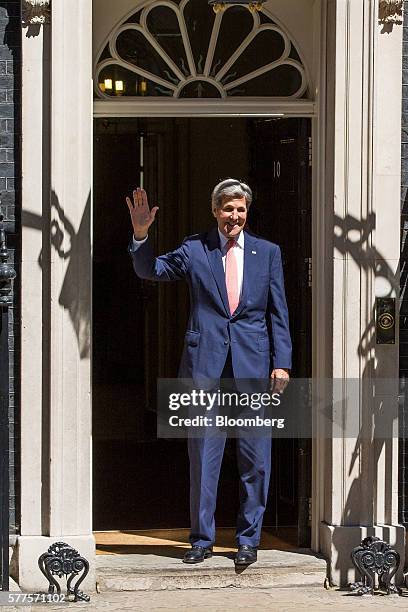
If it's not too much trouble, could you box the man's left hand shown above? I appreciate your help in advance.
[270,368,290,394]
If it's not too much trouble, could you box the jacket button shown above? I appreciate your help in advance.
[224,339,229,345]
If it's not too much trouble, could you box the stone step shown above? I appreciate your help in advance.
[96,549,327,592]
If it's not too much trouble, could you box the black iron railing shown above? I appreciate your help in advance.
[0,212,16,591]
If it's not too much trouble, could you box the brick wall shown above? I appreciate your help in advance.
[0,1,20,534]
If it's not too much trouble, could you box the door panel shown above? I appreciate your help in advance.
[249,118,312,541]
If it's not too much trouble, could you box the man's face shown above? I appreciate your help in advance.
[213,196,248,239]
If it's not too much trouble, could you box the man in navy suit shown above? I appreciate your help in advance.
[127,179,291,565]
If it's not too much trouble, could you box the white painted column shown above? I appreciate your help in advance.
[20,9,49,542]
[318,0,405,586]
[48,0,92,540]
[17,0,94,591]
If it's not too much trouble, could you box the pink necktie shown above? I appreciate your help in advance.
[225,239,239,315]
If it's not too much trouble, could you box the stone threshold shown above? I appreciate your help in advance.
[96,549,327,592]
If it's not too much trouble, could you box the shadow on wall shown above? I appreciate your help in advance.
[401,173,408,343]
[330,211,401,586]
[22,191,91,359]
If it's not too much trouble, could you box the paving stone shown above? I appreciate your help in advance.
[2,586,408,612]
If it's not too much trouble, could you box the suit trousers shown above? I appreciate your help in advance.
[188,352,272,548]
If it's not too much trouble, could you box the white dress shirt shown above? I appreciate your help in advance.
[132,228,245,298]
[132,234,148,249]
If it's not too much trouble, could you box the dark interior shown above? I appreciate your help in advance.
[92,117,312,545]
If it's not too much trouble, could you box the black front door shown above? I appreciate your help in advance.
[249,118,312,545]
[92,117,312,544]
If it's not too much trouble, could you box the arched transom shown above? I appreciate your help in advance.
[95,0,309,99]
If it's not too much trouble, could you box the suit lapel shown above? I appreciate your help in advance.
[233,231,258,318]
[204,227,230,315]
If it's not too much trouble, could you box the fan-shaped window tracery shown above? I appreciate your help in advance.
[95,0,309,99]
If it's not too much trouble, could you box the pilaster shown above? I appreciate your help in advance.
[18,0,94,591]
[319,0,405,586]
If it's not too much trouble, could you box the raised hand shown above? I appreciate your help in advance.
[126,187,159,240]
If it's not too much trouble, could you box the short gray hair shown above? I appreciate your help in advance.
[211,179,252,212]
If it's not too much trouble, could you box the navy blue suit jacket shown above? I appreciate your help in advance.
[128,227,292,380]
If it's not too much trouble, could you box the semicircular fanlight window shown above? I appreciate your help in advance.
[220,29,286,86]
[227,64,303,97]
[179,80,222,98]
[183,0,215,73]
[95,0,309,99]
[98,64,174,97]
[209,5,253,78]
[146,6,190,76]
[116,29,180,84]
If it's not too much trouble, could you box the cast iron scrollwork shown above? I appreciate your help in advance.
[22,0,51,26]
[350,536,401,596]
[378,0,403,25]
[38,542,90,602]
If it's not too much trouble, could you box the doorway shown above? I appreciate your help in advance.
[92,116,312,545]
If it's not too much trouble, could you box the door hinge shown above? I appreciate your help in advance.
[308,136,312,167]
[308,497,312,523]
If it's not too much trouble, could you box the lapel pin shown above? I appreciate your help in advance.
[252,250,257,255]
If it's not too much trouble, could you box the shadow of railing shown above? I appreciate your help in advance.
[22,190,91,359]
[330,211,402,585]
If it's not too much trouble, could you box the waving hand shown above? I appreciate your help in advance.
[126,187,159,240]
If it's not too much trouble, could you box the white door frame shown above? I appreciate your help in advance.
[92,102,322,549]
[93,98,315,117]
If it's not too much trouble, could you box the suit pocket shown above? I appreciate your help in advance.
[185,330,200,347]
[258,335,270,352]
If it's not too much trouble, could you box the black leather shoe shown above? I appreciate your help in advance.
[235,544,257,566]
[183,545,213,564]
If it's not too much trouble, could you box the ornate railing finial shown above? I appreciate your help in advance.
[379,0,403,25]
[38,542,90,602]
[22,0,51,26]
[350,536,401,596]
